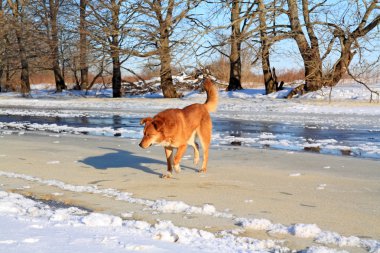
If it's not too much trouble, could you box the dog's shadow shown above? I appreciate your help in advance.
[79,147,197,176]
[79,147,164,176]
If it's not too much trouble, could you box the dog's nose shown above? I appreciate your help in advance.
[139,142,143,148]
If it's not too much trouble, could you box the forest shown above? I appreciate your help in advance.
[0,0,379,98]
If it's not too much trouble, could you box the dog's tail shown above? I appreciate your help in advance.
[203,78,218,113]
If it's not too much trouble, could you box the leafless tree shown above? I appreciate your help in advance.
[227,0,253,90]
[285,0,380,98]
[257,0,289,94]
[129,0,202,98]
[79,0,88,89]
[0,0,5,92]
[203,1,259,90]
[6,0,32,95]
[86,0,139,98]
[32,0,67,91]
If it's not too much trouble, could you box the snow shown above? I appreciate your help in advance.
[1,171,379,252]
[1,79,380,252]
[0,190,288,253]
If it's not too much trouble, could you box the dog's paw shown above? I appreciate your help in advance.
[161,172,172,179]
[173,164,181,173]
[198,168,207,173]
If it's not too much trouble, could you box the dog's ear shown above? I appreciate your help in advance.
[152,118,165,131]
[140,117,153,125]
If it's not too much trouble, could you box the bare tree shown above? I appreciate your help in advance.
[34,0,67,91]
[132,0,201,98]
[285,0,380,98]
[87,0,138,98]
[0,0,4,92]
[228,0,245,91]
[79,0,88,89]
[6,0,31,95]
[204,1,258,91]
[258,0,275,94]
[257,0,288,94]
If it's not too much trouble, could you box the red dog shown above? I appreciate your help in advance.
[139,78,218,178]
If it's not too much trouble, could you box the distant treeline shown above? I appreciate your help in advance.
[0,0,379,98]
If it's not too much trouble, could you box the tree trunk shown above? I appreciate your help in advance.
[6,57,10,90]
[159,36,178,98]
[112,55,121,98]
[49,0,66,92]
[79,0,88,90]
[261,45,277,94]
[325,40,355,87]
[110,0,121,98]
[0,67,3,92]
[8,0,30,95]
[15,29,31,95]
[303,51,323,92]
[227,0,243,91]
[155,3,179,99]
[0,0,2,92]
[287,0,323,94]
[258,0,276,94]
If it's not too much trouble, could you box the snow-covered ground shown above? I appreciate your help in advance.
[1,79,380,252]
[1,180,379,253]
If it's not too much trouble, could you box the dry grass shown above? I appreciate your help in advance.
[207,57,304,87]
[30,72,56,84]
[4,64,378,92]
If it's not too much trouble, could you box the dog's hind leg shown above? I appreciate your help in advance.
[197,117,212,173]
[163,147,174,178]
[187,131,200,165]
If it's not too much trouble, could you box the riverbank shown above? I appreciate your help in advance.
[1,132,379,252]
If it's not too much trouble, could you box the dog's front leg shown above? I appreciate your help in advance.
[173,145,187,173]
[163,147,174,178]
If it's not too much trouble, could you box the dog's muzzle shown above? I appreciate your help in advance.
[139,142,152,148]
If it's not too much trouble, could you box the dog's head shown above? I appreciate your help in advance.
[139,117,165,148]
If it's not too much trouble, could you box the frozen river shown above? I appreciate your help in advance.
[1,113,379,160]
